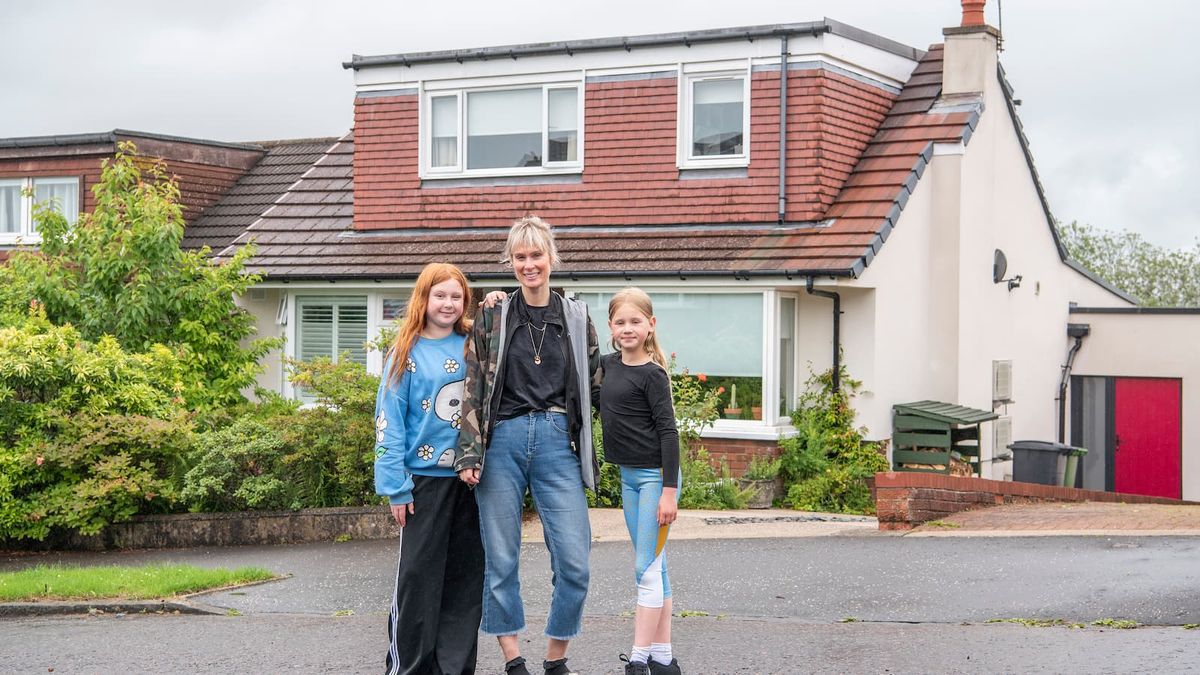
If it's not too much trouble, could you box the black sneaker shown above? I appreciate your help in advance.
[543,657,578,675]
[648,658,682,675]
[619,654,651,675]
[505,656,532,675]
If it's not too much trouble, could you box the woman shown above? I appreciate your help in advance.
[455,215,599,675]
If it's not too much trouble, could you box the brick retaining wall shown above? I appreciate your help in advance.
[874,472,1197,530]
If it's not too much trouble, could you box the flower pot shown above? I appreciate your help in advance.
[737,477,777,509]
[724,407,742,420]
[751,406,762,420]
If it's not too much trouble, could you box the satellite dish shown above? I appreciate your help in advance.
[993,249,1008,284]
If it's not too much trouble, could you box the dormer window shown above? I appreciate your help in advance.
[0,176,79,244]
[423,83,582,178]
[679,70,750,169]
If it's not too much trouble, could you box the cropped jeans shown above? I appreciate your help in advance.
[474,411,591,640]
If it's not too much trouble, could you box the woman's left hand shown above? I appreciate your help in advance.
[657,489,678,526]
[481,290,507,309]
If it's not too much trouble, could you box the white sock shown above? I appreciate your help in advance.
[630,645,651,664]
[650,643,673,665]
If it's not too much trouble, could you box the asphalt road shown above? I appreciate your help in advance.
[3,536,1199,673]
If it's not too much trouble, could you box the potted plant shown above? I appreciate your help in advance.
[724,383,742,419]
[737,455,781,509]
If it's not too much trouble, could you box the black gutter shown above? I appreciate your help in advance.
[1057,323,1090,444]
[805,276,842,393]
[258,268,858,283]
[0,129,263,152]
[345,22,836,70]
[778,35,789,224]
[1069,306,1200,315]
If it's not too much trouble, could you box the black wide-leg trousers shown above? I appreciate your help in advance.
[385,475,484,675]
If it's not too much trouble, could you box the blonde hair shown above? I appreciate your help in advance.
[607,287,668,370]
[386,263,472,387]
[500,215,560,267]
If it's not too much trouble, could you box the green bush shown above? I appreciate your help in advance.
[779,364,888,515]
[679,447,748,510]
[0,309,192,540]
[181,417,292,512]
[0,142,280,410]
[588,417,623,508]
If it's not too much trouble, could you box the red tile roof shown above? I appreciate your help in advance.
[232,44,979,280]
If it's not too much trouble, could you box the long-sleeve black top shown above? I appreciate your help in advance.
[597,352,680,487]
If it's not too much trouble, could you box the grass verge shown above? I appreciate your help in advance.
[0,564,276,602]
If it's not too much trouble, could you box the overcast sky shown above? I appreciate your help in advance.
[3,0,1196,248]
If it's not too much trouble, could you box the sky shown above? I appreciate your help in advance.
[3,0,1196,249]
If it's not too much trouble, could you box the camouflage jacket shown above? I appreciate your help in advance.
[454,291,601,489]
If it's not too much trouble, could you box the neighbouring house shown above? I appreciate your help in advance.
[9,5,1196,499]
[0,129,267,256]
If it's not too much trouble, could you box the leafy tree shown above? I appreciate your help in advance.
[1058,221,1200,307]
[0,142,280,408]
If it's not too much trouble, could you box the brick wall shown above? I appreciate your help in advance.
[697,437,780,476]
[874,472,1197,531]
[352,67,895,230]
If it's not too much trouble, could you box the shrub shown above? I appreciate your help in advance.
[678,447,748,510]
[0,142,280,410]
[181,417,292,512]
[588,417,623,508]
[779,364,888,515]
[0,308,192,540]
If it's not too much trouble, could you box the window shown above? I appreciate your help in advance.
[0,176,79,241]
[680,72,749,168]
[296,296,369,366]
[575,291,766,421]
[424,84,582,177]
[778,296,797,417]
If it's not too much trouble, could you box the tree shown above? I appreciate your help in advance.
[0,142,281,408]
[1058,221,1200,307]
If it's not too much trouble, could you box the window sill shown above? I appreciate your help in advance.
[0,234,42,247]
[421,172,583,189]
[700,422,797,441]
[678,157,749,171]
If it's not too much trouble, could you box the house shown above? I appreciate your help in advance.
[0,129,266,253]
[14,5,1194,499]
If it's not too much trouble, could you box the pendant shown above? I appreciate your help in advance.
[534,355,542,365]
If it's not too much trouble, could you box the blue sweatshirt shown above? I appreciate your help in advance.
[374,333,467,505]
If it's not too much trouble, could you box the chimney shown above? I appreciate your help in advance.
[942,0,1001,96]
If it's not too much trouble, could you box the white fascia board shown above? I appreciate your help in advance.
[561,278,773,292]
[355,31,915,92]
[251,280,414,291]
[819,32,917,88]
[933,141,966,156]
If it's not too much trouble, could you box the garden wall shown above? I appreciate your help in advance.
[874,471,1197,530]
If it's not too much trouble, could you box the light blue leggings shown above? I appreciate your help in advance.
[620,466,680,608]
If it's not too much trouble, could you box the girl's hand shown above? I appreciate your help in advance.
[657,489,678,526]
[391,502,414,527]
[458,468,480,486]
[481,291,507,309]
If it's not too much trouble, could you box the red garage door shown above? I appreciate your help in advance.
[1114,378,1182,499]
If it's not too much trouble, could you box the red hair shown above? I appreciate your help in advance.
[386,263,472,387]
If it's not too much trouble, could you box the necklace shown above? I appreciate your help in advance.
[526,321,548,365]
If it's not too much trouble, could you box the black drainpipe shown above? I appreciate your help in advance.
[777,35,789,223]
[806,276,841,392]
[1057,323,1090,444]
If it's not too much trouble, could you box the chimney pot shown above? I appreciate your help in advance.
[962,0,986,27]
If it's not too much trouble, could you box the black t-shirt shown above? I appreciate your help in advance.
[497,297,569,420]
[597,352,680,487]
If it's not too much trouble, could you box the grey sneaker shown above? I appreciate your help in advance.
[619,654,651,675]
[649,658,682,675]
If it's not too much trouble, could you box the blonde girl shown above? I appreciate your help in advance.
[598,288,683,675]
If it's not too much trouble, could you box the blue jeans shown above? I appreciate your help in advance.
[620,467,680,608]
[475,411,591,639]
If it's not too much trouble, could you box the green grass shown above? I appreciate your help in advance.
[0,564,276,602]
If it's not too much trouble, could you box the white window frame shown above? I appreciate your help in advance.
[678,66,752,170]
[420,81,584,179]
[285,293,372,401]
[0,176,80,245]
[571,286,792,440]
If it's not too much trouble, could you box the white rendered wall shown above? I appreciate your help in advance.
[238,288,286,399]
[1070,312,1200,499]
